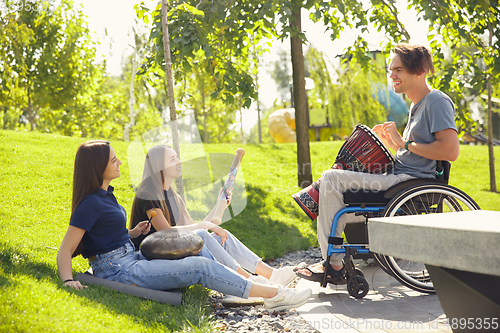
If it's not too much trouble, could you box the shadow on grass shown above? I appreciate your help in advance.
[0,245,55,286]
[0,242,214,332]
[222,183,317,260]
[481,189,500,195]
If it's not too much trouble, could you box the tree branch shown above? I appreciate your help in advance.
[379,0,410,41]
[195,0,213,9]
[210,0,236,83]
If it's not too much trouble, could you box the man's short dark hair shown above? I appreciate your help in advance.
[394,44,435,76]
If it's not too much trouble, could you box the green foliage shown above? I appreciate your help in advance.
[136,0,275,109]
[175,50,240,143]
[304,0,410,66]
[329,63,388,137]
[0,1,166,141]
[0,0,98,131]
[409,1,500,132]
[303,46,387,137]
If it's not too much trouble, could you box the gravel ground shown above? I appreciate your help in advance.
[208,247,325,333]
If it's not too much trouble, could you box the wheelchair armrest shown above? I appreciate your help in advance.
[383,178,448,199]
[344,190,389,206]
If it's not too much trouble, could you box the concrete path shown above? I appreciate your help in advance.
[296,260,452,333]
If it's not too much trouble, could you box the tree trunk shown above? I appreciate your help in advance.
[202,92,208,143]
[290,1,312,188]
[124,47,138,142]
[487,80,496,192]
[26,87,36,131]
[487,20,497,193]
[257,98,262,144]
[161,0,185,200]
[239,97,243,141]
[253,49,262,143]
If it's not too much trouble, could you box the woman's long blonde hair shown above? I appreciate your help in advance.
[129,145,193,229]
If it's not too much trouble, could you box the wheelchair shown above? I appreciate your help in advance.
[323,161,480,299]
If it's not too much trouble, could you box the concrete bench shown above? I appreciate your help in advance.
[368,210,500,333]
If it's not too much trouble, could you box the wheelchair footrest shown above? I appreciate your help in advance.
[329,245,370,255]
[341,244,368,249]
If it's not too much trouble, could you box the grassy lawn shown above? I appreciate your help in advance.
[0,129,499,332]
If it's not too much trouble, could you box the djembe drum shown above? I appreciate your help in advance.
[292,124,395,220]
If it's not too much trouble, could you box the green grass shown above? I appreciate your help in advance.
[0,129,499,332]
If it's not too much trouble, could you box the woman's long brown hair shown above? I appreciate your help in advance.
[129,145,192,229]
[70,140,110,257]
[71,140,110,217]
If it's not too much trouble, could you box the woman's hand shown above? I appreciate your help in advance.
[209,225,228,245]
[225,189,232,208]
[63,279,87,290]
[129,220,151,239]
[218,188,232,208]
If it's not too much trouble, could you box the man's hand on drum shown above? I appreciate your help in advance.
[373,122,404,152]
[128,220,152,239]
[209,225,229,245]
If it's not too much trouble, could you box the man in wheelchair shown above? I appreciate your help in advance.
[297,43,460,284]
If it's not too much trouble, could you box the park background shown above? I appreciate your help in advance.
[1,0,499,332]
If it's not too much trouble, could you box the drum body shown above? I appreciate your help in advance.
[140,229,204,260]
[333,124,395,174]
[292,180,321,220]
[292,124,395,221]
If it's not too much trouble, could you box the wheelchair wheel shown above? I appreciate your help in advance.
[378,183,480,294]
[347,276,369,299]
[372,253,392,276]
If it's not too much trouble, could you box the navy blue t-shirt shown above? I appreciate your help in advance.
[70,186,130,258]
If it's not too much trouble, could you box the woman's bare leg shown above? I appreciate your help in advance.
[248,283,278,298]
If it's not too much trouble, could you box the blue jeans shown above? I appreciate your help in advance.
[89,240,253,298]
[192,229,261,273]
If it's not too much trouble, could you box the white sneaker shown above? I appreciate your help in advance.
[263,286,312,312]
[269,266,297,286]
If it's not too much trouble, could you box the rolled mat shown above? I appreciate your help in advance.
[75,272,182,306]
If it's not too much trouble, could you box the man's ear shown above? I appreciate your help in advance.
[417,69,429,78]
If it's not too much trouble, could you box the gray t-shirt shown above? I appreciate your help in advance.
[394,89,456,178]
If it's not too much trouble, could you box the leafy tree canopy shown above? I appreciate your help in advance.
[0,0,97,130]
[135,0,274,109]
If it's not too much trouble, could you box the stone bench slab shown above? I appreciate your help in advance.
[368,210,500,277]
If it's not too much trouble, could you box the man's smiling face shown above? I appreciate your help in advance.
[389,54,417,95]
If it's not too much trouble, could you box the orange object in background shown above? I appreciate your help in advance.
[267,108,296,143]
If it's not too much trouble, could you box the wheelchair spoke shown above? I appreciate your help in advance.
[423,192,431,214]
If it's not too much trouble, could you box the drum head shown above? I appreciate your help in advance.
[140,229,204,260]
